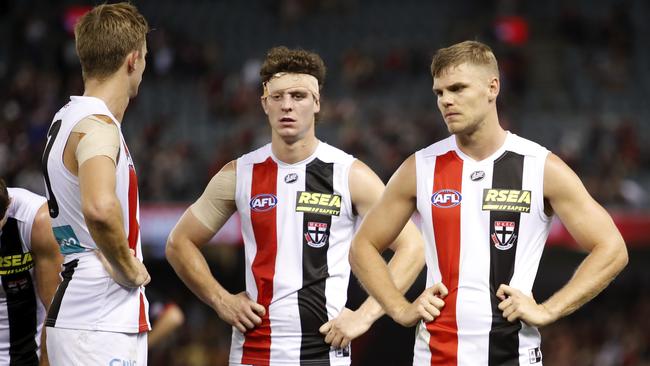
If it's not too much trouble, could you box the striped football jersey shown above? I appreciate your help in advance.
[230,142,356,366]
[413,132,550,366]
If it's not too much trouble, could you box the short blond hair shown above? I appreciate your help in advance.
[430,41,499,78]
[75,2,148,81]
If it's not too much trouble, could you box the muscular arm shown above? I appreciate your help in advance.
[350,156,446,327]
[76,117,149,288]
[348,160,424,320]
[498,153,628,326]
[30,203,63,366]
[166,161,264,333]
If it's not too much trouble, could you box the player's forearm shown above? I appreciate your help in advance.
[350,238,410,319]
[542,238,627,322]
[84,199,140,273]
[35,259,61,311]
[166,236,228,310]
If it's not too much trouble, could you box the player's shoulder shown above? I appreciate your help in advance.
[505,132,549,158]
[237,143,272,166]
[6,188,46,222]
[417,135,456,159]
[315,141,355,164]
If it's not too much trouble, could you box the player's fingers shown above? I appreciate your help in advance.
[341,337,351,349]
[331,333,344,349]
[432,282,449,298]
[498,297,512,311]
[244,307,263,326]
[430,296,445,310]
[324,330,335,344]
[234,322,247,334]
[250,301,266,317]
[496,284,510,300]
[319,321,332,334]
[238,312,256,329]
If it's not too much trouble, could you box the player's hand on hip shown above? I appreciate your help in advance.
[496,284,554,327]
[216,291,266,334]
[95,249,150,288]
[394,282,448,327]
[319,307,370,349]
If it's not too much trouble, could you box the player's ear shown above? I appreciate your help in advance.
[313,96,320,114]
[126,50,140,74]
[260,97,269,115]
[488,76,500,102]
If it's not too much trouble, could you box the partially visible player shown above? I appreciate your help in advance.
[0,179,62,366]
[147,291,185,349]
[167,46,434,366]
[41,3,151,365]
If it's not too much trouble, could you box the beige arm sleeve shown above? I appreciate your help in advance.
[73,115,120,166]
[190,162,237,233]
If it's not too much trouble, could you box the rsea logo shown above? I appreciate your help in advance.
[249,194,278,212]
[295,191,341,216]
[0,252,34,275]
[431,189,462,208]
[482,189,531,213]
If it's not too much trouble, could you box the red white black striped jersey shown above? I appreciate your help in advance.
[42,96,149,333]
[0,188,47,365]
[231,142,356,366]
[413,132,550,366]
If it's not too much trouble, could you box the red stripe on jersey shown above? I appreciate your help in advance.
[138,292,148,332]
[127,164,139,251]
[428,151,462,365]
[124,143,147,332]
[242,157,278,366]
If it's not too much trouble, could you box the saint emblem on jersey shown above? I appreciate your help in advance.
[431,189,462,208]
[284,173,298,183]
[491,221,517,250]
[250,193,278,212]
[305,221,329,248]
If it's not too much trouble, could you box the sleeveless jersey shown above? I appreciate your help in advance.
[0,188,47,365]
[230,142,356,366]
[413,132,551,366]
[42,96,149,333]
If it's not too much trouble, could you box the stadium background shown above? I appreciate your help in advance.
[1,0,649,364]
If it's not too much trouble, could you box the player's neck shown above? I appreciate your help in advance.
[271,134,319,165]
[83,77,130,122]
[455,115,507,161]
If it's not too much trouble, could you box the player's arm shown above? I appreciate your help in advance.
[166,161,265,333]
[351,156,446,326]
[321,159,427,347]
[76,116,149,288]
[497,153,628,326]
[148,303,185,348]
[30,202,63,366]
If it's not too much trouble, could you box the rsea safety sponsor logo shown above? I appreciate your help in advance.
[431,189,462,208]
[0,252,34,275]
[249,194,278,212]
[482,189,531,213]
[295,191,341,216]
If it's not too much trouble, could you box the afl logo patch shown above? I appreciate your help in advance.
[470,170,485,181]
[284,173,298,183]
[249,194,278,212]
[431,189,462,208]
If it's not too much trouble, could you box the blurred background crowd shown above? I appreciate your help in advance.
[1,0,649,365]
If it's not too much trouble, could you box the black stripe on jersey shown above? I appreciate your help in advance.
[298,158,333,364]
[45,259,78,328]
[0,218,39,365]
[488,152,525,366]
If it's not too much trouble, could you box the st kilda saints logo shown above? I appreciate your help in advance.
[491,220,517,250]
[305,221,329,248]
